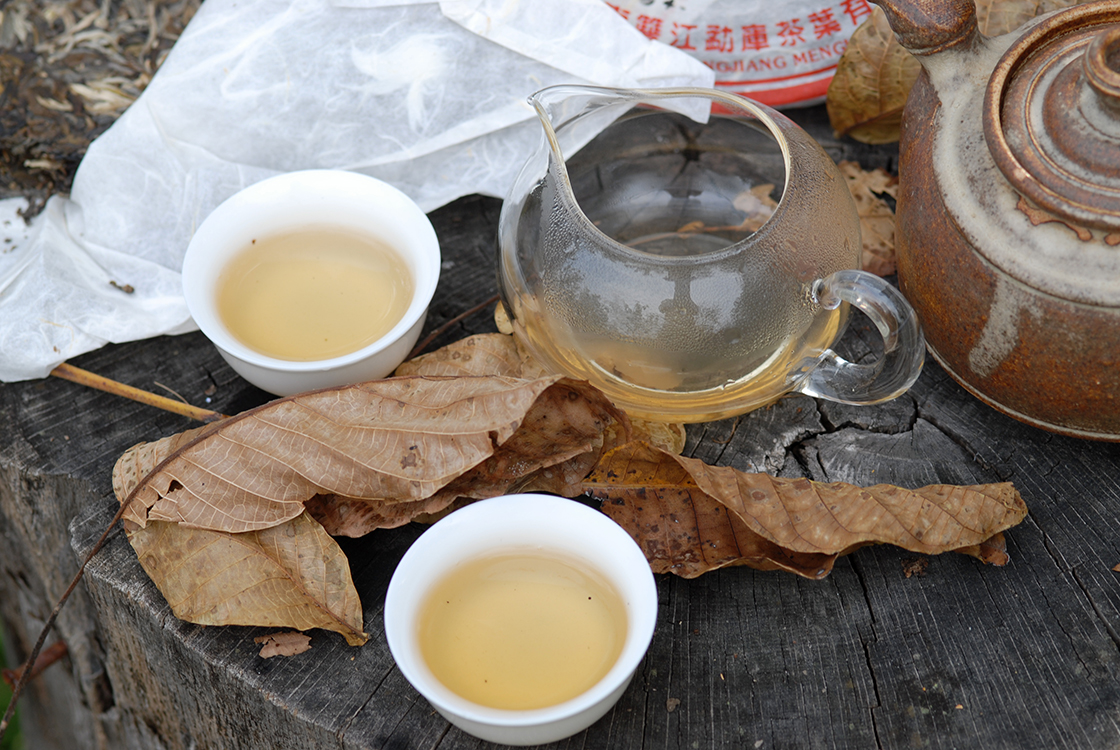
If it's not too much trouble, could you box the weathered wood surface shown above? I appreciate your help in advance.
[4,109,1120,750]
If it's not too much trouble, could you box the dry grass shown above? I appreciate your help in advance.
[0,0,200,209]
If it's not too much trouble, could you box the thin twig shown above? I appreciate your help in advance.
[0,499,129,738]
[0,389,258,740]
[1,366,230,739]
[1,640,68,689]
[50,363,227,422]
[407,294,500,360]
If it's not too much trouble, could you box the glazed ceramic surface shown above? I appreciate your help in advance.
[875,0,1120,440]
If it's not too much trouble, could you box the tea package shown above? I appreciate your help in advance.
[0,0,713,382]
[609,0,870,107]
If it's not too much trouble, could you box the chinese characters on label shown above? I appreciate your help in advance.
[607,0,873,107]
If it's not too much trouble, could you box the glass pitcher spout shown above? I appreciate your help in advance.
[528,85,716,162]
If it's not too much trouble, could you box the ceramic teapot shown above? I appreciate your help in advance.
[497,85,925,423]
[874,0,1120,440]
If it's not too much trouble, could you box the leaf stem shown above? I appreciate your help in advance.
[50,363,227,422]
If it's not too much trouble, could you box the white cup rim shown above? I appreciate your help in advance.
[384,494,657,731]
[182,169,441,374]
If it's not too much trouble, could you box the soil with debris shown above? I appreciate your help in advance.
[0,0,199,212]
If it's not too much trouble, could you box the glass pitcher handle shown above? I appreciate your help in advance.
[795,269,925,404]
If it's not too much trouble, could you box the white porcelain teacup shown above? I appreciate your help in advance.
[384,493,658,746]
[182,169,440,396]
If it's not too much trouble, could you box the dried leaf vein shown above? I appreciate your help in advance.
[199,528,350,626]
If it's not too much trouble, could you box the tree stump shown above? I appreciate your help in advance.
[4,113,1120,750]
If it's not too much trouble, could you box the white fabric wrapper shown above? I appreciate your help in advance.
[0,0,713,382]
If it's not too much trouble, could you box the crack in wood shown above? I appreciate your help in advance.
[428,723,452,749]
[1027,514,1120,687]
[912,409,1009,482]
[1070,567,1120,656]
[787,433,828,481]
[847,557,884,750]
[334,654,399,741]
[859,636,886,750]
[1034,514,1072,575]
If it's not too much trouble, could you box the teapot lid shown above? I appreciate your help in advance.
[984,2,1120,232]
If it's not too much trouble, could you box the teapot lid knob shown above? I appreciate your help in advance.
[984,3,1120,232]
[1084,24,1120,114]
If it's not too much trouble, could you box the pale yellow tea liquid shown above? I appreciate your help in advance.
[418,550,627,710]
[217,227,413,361]
[510,304,845,423]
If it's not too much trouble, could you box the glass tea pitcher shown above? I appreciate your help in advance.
[497,85,924,423]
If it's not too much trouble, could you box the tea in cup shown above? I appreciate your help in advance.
[383,494,657,746]
[215,227,414,362]
[182,170,440,396]
[497,86,924,422]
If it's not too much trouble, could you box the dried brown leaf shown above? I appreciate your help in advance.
[110,341,658,646]
[400,331,686,463]
[399,332,684,456]
[840,160,900,276]
[470,378,630,498]
[304,493,440,537]
[588,442,838,578]
[952,532,1011,566]
[395,333,529,379]
[309,378,631,537]
[255,631,312,658]
[826,8,920,145]
[826,0,1080,144]
[399,335,633,487]
[112,375,561,533]
[586,442,1028,579]
[124,511,367,645]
